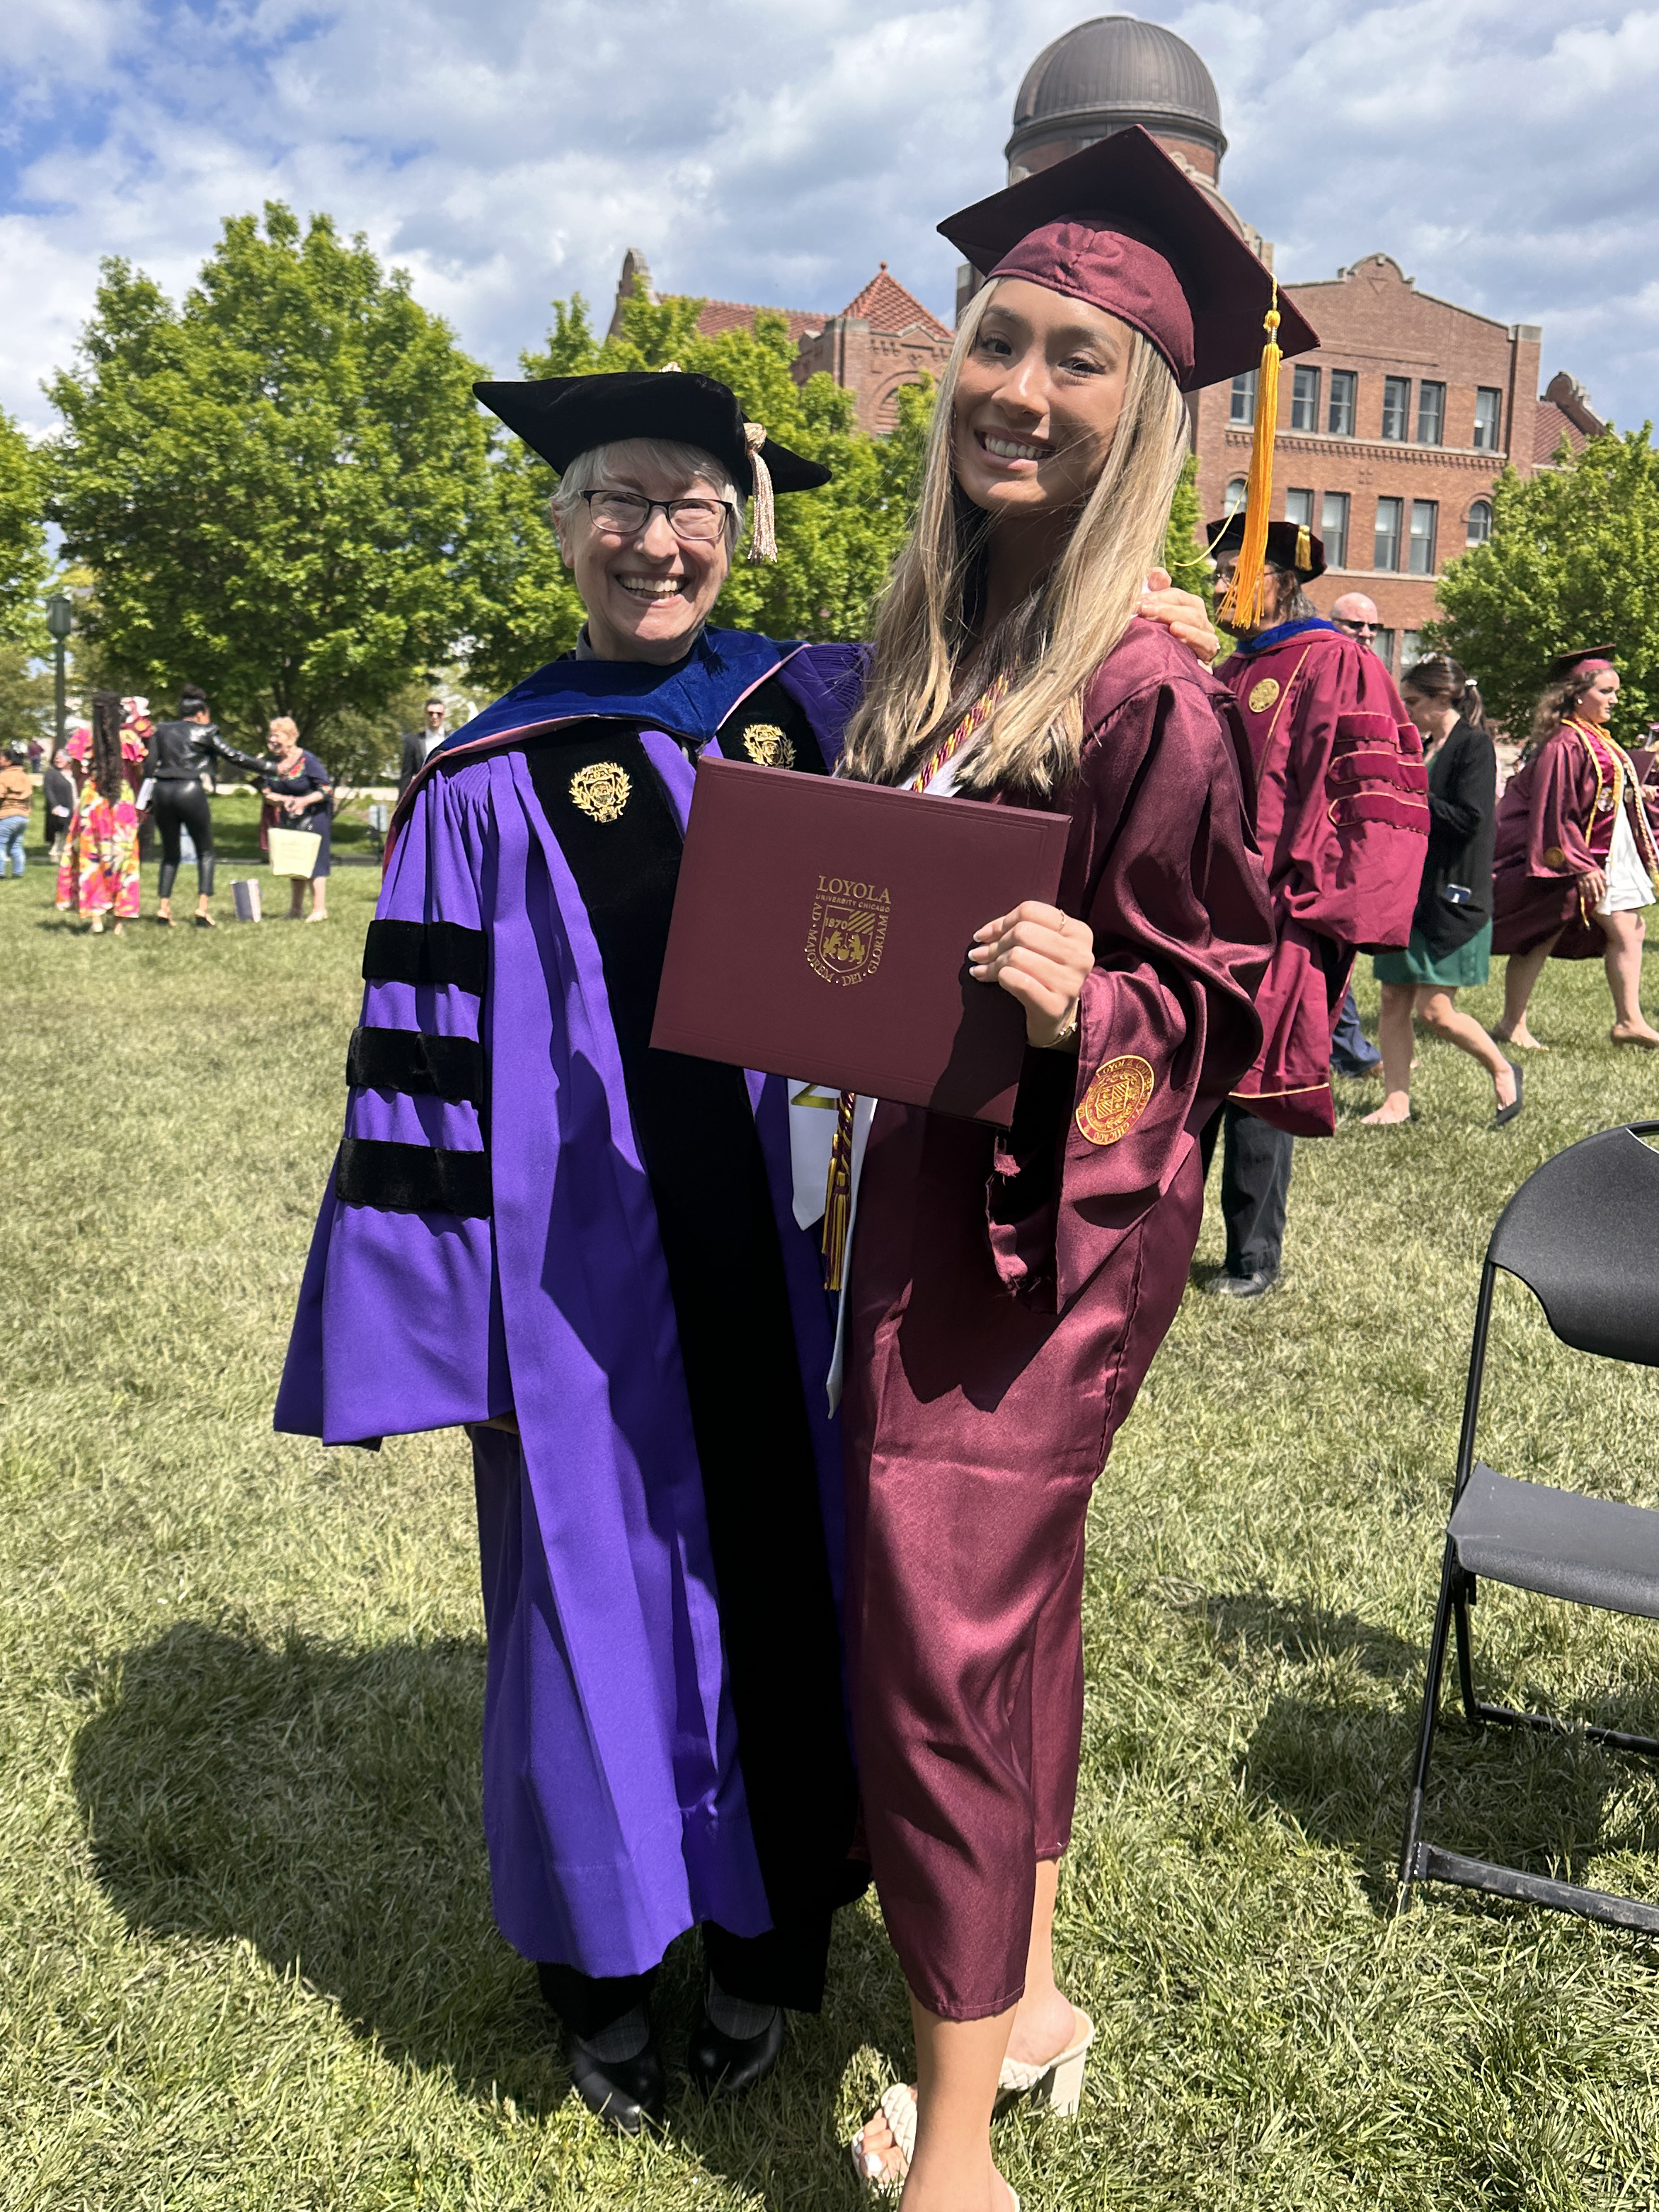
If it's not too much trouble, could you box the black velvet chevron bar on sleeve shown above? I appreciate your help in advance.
[335,1136,493,1217]
[362,919,488,995]
[346,1025,486,1106]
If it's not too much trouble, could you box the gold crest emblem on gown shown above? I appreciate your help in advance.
[742,722,796,768]
[805,871,890,986]
[1248,676,1280,713]
[1075,1054,1156,1147]
[570,761,631,822]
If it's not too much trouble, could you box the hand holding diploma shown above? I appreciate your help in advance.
[969,899,1093,1050]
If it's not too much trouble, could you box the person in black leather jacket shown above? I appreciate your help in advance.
[143,686,265,926]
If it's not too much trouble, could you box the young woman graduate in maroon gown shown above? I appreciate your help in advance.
[1491,648,1659,1050]
[842,127,1302,2207]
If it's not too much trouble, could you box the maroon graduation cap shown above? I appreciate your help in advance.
[936,124,1319,393]
[1546,645,1617,681]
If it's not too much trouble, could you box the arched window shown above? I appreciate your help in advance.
[1224,477,1247,515]
[1466,500,1493,546]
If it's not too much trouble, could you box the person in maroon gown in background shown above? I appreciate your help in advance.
[839,129,1294,2210]
[1491,649,1659,1050]
[1203,514,1426,1296]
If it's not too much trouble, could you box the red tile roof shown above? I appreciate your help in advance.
[837,265,953,342]
[694,299,825,345]
[1534,400,1588,464]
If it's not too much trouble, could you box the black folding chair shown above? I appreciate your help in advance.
[1399,1120,1659,1931]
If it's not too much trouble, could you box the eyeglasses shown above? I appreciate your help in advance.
[1335,618,1379,635]
[582,489,733,543]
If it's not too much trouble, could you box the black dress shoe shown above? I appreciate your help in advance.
[1204,1266,1280,1298]
[1493,1061,1523,1127]
[567,2037,666,2134]
[687,2003,784,2097]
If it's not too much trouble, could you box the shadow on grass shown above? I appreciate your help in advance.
[1193,1589,1659,1915]
[71,1620,903,2198]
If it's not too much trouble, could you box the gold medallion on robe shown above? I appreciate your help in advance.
[1075,1054,1156,1148]
[1544,844,1568,870]
[570,761,631,822]
[741,721,796,768]
[1248,676,1280,714]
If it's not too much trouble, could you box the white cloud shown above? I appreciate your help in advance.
[2,0,1658,438]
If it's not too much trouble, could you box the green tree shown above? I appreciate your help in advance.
[0,412,49,644]
[47,204,492,744]
[1161,453,1212,606]
[1428,426,1659,736]
[463,283,934,696]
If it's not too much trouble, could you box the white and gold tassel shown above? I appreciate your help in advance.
[743,422,777,563]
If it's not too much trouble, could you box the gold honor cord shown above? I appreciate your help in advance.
[820,679,1009,1291]
[1216,284,1283,631]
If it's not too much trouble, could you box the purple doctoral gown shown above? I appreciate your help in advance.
[275,628,866,1978]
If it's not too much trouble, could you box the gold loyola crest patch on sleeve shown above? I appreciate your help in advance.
[805,872,890,986]
[1075,1054,1155,1147]
[1247,676,1280,714]
[742,721,796,768]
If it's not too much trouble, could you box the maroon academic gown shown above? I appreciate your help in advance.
[1492,719,1659,959]
[842,622,1274,2022]
[1222,623,1427,1136]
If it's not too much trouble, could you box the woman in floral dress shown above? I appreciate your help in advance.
[57,692,141,933]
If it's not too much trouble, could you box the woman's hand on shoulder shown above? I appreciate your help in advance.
[1137,568,1219,666]
[970,900,1092,1049]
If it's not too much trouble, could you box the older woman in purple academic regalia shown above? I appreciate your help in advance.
[277,371,879,2131]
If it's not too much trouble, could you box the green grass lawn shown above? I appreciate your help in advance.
[4,793,1659,2210]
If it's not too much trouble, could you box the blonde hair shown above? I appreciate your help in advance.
[839,283,1190,795]
[269,715,300,747]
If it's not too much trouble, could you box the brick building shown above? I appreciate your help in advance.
[607,250,953,436]
[987,14,1606,678]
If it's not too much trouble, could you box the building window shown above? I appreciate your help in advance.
[1382,377,1411,442]
[1416,381,1445,447]
[1401,630,1423,672]
[1224,476,1248,515]
[1408,500,1438,575]
[1284,488,1314,530]
[1374,497,1403,570]
[1230,370,1257,425]
[1321,491,1350,568]
[1466,499,1493,545]
[1374,627,1396,671]
[1474,388,1502,451]
[1328,371,1357,437]
[1291,366,1321,433]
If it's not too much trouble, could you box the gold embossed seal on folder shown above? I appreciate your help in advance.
[570,761,631,822]
[805,871,890,986]
[1075,1054,1155,1147]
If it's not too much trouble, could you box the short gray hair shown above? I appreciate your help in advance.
[550,437,745,554]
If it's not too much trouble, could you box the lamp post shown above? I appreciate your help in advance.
[45,592,74,760]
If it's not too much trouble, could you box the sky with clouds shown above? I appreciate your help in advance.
[3,1,1658,441]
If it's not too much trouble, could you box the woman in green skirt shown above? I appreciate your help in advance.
[1363,655,1522,1127]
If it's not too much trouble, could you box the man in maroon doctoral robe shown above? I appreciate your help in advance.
[1206,517,1427,1295]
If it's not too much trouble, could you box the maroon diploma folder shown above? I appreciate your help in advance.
[650,757,1071,1125]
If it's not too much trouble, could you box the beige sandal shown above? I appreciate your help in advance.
[849,2081,1021,2206]
[997,2007,1094,2116]
[849,2083,914,2198]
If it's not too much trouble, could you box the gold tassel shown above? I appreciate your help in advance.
[743,422,777,563]
[821,1090,855,1290]
[1217,288,1282,631]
